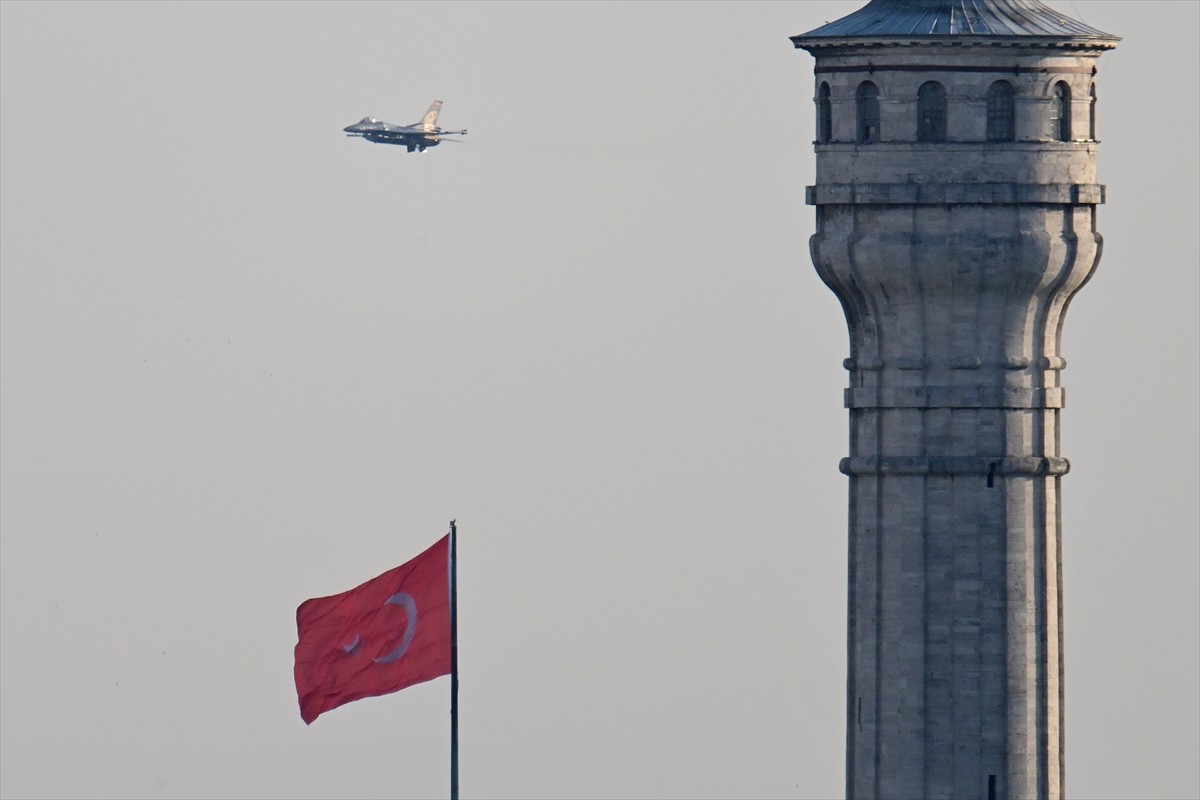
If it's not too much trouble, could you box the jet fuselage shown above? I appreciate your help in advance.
[342,103,465,153]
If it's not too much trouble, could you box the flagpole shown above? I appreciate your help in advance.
[448,519,459,800]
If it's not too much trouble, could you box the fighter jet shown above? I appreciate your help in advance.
[343,100,467,153]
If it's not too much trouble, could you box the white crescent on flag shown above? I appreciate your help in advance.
[373,591,418,664]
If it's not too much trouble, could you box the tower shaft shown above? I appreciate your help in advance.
[815,201,1097,798]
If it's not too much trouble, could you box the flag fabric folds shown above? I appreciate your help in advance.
[294,535,451,724]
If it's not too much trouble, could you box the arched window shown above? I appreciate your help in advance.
[1089,83,1097,140]
[1052,81,1071,142]
[917,81,947,142]
[817,82,832,144]
[986,81,1015,142]
[856,81,879,144]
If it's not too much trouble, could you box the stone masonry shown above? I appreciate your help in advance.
[791,2,1118,798]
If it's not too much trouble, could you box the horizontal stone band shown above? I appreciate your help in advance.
[806,182,1105,205]
[839,456,1070,477]
[844,356,1066,371]
[813,64,1098,76]
[845,386,1064,409]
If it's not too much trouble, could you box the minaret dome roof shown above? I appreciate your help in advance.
[792,0,1118,48]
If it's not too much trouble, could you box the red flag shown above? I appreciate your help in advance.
[294,535,451,724]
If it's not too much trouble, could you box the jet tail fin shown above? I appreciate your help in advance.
[416,100,443,131]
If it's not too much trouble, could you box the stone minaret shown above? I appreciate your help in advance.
[790,2,1118,798]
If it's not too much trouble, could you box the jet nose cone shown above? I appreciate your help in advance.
[343,124,358,133]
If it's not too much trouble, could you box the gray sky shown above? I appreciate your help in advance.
[1,2,1196,798]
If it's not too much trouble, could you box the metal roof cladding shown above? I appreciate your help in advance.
[792,0,1119,44]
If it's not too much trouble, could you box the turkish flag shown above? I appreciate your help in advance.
[294,535,451,724]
